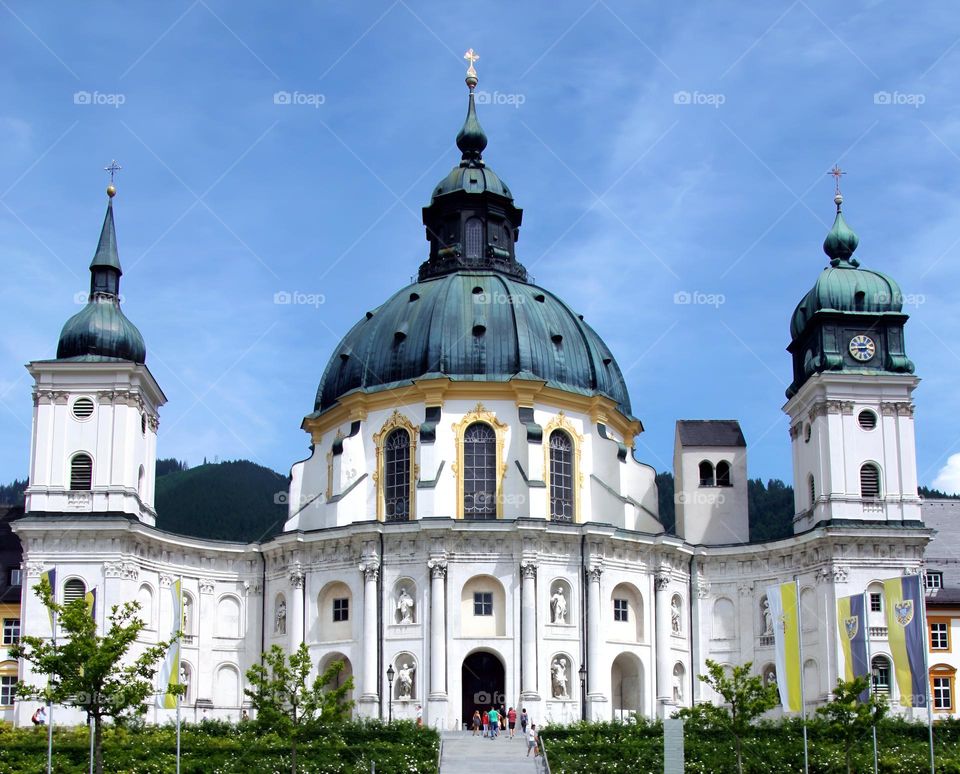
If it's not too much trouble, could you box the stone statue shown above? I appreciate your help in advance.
[180,666,190,700]
[672,671,682,703]
[551,657,568,698]
[762,598,773,635]
[671,597,681,634]
[550,586,567,625]
[397,587,415,624]
[275,599,286,635]
[397,662,414,700]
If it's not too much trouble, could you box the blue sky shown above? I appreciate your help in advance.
[2,1,960,491]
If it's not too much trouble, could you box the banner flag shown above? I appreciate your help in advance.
[883,574,927,708]
[84,588,97,622]
[156,579,182,709]
[767,581,803,713]
[836,593,870,700]
[40,568,57,637]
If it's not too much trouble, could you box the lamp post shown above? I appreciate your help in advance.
[386,664,395,722]
[579,664,587,721]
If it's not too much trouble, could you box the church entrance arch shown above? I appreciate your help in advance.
[461,650,505,729]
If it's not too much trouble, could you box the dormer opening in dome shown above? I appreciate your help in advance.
[786,179,915,398]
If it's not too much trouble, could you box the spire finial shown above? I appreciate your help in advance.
[463,48,479,90]
[828,164,845,210]
[104,159,121,198]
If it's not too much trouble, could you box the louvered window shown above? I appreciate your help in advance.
[63,579,86,604]
[70,454,93,490]
[860,464,881,498]
[465,218,483,262]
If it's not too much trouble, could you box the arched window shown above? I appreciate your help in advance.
[63,578,86,604]
[698,461,714,487]
[808,474,816,507]
[860,463,881,499]
[872,655,891,696]
[70,453,93,490]
[549,430,574,521]
[463,423,496,520]
[465,218,483,262]
[716,460,731,487]
[384,428,411,521]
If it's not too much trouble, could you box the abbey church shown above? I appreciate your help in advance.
[11,60,930,729]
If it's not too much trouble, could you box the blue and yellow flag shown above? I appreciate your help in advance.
[836,593,869,700]
[84,588,97,622]
[883,574,927,708]
[767,581,803,712]
[40,568,56,637]
[157,579,182,709]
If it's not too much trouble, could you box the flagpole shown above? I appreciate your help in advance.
[176,693,181,774]
[177,575,183,774]
[917,577,935,774]
[863,592,878,774]
[88,716,95,774]
[795,577,809,774]
[46,626,54,774]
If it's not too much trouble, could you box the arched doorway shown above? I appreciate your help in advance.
[611,652,642,720]
[461,651,505,728]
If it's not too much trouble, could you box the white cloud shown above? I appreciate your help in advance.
[932,453,960,494]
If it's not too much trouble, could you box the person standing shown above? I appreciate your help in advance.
[507,706,517,738]
[416,704,422,727]
[482,709,489,738]
[526,723,539,757]
[519,708,528,735]
[471,710,481,736]
[488,706,499,738]
[499,704,506,736]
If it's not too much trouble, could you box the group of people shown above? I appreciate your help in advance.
[470,706,540,756]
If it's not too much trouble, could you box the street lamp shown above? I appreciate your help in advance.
[578,664,587,721]
[386,664,395,722]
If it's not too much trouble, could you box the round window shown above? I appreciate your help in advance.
[858,410,878,431]
[72,397,94,420]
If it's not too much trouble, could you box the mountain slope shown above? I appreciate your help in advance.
[154,460,288,542]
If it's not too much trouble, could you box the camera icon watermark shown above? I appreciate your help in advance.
[73,91,126,109]
[274,290,326,308]
[676,490,727,506]
[474,90,526,109]
[273,90,325,108]
[673,90,725,109]
[872,290,925,308]
[673,290,725,308]
[873,91,925,109]
[473,291,523,305]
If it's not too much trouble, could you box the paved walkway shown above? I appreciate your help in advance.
[439,730,542,773]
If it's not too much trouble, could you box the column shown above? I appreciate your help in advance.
[428,558,447,698]
[654,571,672,715]
[586,562,606,716]
[289,565,305,650]
[360,560,380,706]
[520,560,539,699]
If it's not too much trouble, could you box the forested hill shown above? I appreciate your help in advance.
[154,459,288,542]
[656,472,795,542]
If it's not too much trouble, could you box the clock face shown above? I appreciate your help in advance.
[849,334,876,362]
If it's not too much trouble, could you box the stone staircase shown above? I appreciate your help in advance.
[439,730,543,773]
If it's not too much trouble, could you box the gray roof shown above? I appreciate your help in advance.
[676,420,746,448]
[921,499,960,589]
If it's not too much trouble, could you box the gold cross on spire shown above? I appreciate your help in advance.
[463,48,479,79]
[828,164,846,195]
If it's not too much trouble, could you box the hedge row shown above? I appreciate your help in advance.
[539,717,960,774]
[0,720,439,774]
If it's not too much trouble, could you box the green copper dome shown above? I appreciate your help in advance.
[56,193,147,364]
[790,198,904,340]
[313,271,633,417]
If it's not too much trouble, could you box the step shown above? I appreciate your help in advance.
[439,730,542,773]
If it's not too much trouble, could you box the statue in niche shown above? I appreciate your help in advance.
[550,586,567,624]
[671,598,681,634]
[275,599,286,635]
[397,587,415,624]
[761,597,773,635]
[672,670,682,703]
[551,657,568,698]
[180,666,190,699]
[397,662,414,700]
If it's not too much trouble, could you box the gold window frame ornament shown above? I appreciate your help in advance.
[373,410,419,522]
[930,664,957,713]
[543,412,583,522]
[452,402,508,519]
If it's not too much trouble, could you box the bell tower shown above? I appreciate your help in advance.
[25,171,166,526]
[784,178,920,533]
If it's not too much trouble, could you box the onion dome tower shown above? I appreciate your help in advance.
[784,170,920,532]
[25,167,165,525]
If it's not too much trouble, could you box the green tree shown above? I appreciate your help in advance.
[245,643,354,774]
[12,576,180,774]
[677,659,778,774]
[816,676,888,774]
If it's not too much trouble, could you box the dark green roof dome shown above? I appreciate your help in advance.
[313,271,632,417]
[56,192,147,364]
[432,164,513,200]
[789,198,904,340]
